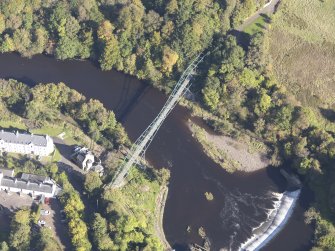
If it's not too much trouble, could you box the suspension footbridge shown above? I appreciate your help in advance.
[107,52,207,188]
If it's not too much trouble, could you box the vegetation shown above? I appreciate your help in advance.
[266,0,335,249]
[6,208,61,251]
[187,0,335,249]
[0,0,265,90]
[269,0,335,109]
[99,167,170,251]
[0,0,334,249]
[0,78,170,250]
[0,79,129,150]
[204,192,214,201]
[244,14,269,35]
[57,172,92,251]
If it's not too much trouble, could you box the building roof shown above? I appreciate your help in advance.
[20,173,49,183]
[0,176,53,194]
[0,130,49,147]
[91,164,104,173]
[0,168,14,177]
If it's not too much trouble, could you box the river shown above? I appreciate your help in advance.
[0,53,313,251]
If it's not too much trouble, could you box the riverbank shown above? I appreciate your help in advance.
[188,120,271,173]
[155,186,171,250]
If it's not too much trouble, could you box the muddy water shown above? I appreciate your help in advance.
[0,53,313,250]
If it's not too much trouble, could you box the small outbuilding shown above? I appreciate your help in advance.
[71,146,104,175]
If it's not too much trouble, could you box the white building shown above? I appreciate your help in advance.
[0,130,54,156]
[0,168,61,198]
[72,147,104,175]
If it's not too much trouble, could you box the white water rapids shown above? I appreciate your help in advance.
[238,189,301,251]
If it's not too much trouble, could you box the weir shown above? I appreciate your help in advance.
[239,189,301,251]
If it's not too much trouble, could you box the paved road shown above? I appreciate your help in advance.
[237,0,281,31]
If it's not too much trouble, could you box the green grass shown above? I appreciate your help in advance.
[244,15,268,35]
[31,126,64,137]
[51,148,62,163]
[31,124,79,145]
[0,120,27,130]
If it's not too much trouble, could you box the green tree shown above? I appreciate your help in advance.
[84,172,102,195]
[9,209,31,251]
[0,14,5,34]
[91,213,114,251]
[161,46,179,74]
[202,87,220,111]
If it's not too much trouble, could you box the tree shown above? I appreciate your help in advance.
[255,89,271,114]
[166,0,178,14]
[9,209,31,251]
[0,34,15,53]
[202,87,220,111]
[156,168,170,185]
[84,172,102,195]
[239,68,263,88]
[55,36,81,60]
[0,14,5,34]
[36,228,62,251]
[161,46,179,74]
[99,34,120,71]
[91,213,114,251]
[274,105,294,132]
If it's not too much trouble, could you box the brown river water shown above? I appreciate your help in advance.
[0,53,313,251]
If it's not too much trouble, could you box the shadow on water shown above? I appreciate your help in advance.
[6,76,37,86]
[265,166,287,192]
[117,84,150,122]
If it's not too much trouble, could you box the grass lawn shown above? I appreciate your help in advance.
[31,126,64,137]
[31,124,79,145]
[244,15,268,35]
[0,120,27,130]
[52,148,62,163]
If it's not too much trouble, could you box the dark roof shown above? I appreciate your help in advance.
[0,168,14,177]
[0,130,48,147]
[20,173,48,183]
[0,176,53,194]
